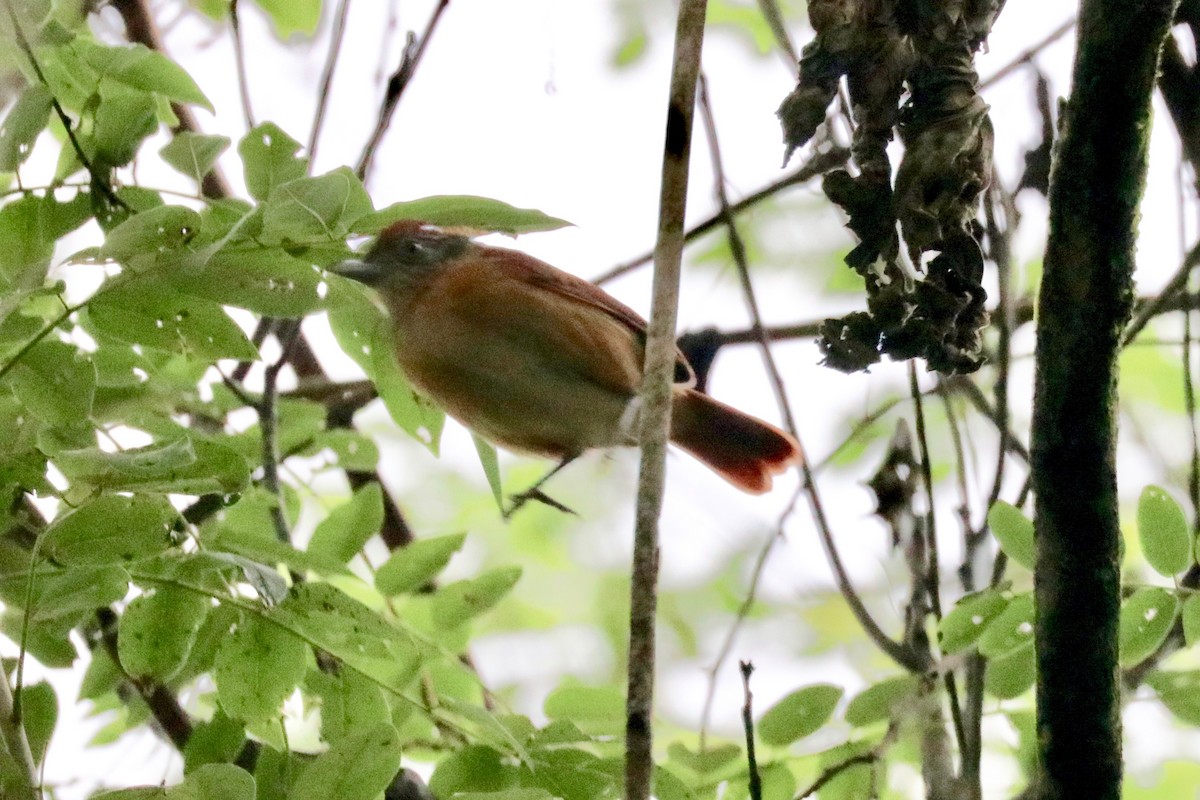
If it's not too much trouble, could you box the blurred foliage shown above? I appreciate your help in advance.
[0,1,1198,799]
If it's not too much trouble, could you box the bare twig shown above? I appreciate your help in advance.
[984,188,1015,515]
[229,0,257,130]
[626,2,707,798]
[1124,241,1200,345]
[308,0,353,166]
[593,146,850,286]
[356,0,451,181]
[698,489,800,746]
[754,0,799,73]
[739,662,763,800]
[796,753,878,800]
[979,17,1077,90]
[260,323,303,543]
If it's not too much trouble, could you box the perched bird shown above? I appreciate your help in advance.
[333,220,801,505]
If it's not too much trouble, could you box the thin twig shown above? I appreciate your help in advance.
[984,188,1015,515]
[907,364,942,621]
[593,146,850,286]
[696,73,797,433]
[754,0,799,73]
[4,1,127,212]
[260,323,302,543]
[1178,160,1200,533]
[626,3,707,798]
[698,489,800,746]
[739,662,763,800]
[229,0,257,130]
[307,0,353,166]
[356,0,451,181]
[1123,240,1200,345]
[796,753,878,799]
[979,17,1077,90]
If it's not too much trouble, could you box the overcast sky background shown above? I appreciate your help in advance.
[11,0,1200,795]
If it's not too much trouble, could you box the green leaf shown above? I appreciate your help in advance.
[938,588,1010,654]
[83,42,213,111]
[262,167,373,243]
[308,669,389,746]
[6,340,95,426]
[328,293,444,452]
[432,567,523,628]
[119,587,211,681]
[42,433,250,494]
[43,494,177,565]
[429,746,517,798]
[666,742,742,774]
[1182,593,1200,647]
[291,721,401,800]
[91,86,159,168]
[757,683,843,746]
[977,592,1034,658]
[21,565,131,622]
[174,247,345,317]
[252,0,321,37]
[239,122,307,202]
[1138,485,1191,576]
[88,278,258,360]
[306,483,385,564]
[843,675,918,727]
[472,434,503,509]
[173,764,256,799]
[987,501,1035,571]
[100,205,202,264]
[299,429,379,472]
[1146,671,1200,725]
[160,133,230,183]
[0,84,52,171]
[985,643,1035,699]
[214,612,309,721]
[183,712,246,774]
[18,681,56,766]
[375,532,467,596]
[543,684,624,732]
[1119,587,1179,667]
[269,583,422,692]
[357,195,572,236]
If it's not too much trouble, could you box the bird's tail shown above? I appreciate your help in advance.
[669,388,801,494]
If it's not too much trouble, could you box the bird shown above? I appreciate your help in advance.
[332,220,801,512]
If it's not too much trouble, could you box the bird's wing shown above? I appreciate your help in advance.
[479,247,696,386]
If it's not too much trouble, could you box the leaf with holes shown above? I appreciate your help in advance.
[239,122,308,202]
[0,84,52,171]
[939,588,1010,654]
[978,592,1034,659]
[101,205,202,265]
[1119,587,1179,667]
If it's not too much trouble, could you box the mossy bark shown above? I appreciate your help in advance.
[1031,3,1178,799]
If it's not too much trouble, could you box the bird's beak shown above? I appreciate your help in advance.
[329,258,384,285]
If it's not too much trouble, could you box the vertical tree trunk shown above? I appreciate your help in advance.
[1031,3,1178,799]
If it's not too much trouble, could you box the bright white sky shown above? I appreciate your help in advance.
[15,0,1200,795]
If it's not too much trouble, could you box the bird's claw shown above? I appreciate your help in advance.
[502,488,578,520]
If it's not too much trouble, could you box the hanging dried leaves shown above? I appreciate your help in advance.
[779,0,1005,374]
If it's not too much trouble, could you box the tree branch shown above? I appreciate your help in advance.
[1030,1,1179,796]
[626,2,707,798]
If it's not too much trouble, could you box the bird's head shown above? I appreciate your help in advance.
[332,220,471,291]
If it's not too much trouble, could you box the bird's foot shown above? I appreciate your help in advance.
[502,488,578,520]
